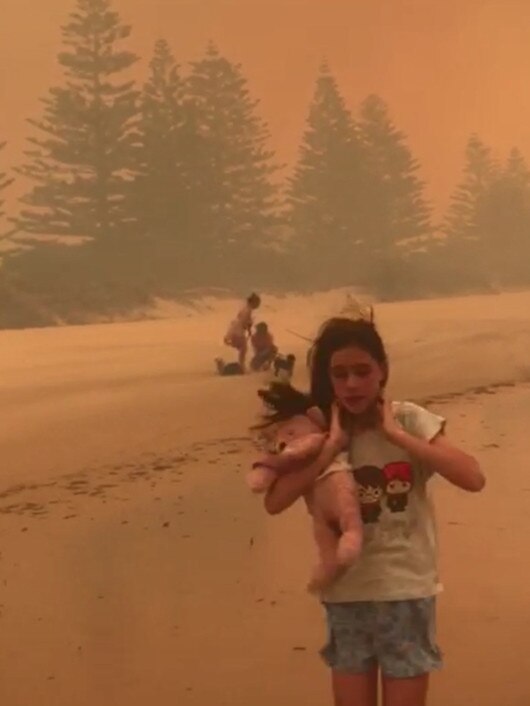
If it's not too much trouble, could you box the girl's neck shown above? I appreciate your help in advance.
[345,404,380,436]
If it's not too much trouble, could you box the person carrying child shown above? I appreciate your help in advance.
[261,313,485,706]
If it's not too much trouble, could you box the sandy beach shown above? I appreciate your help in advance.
[1,289,529,706]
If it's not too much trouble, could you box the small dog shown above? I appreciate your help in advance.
[215,358,244,376]
[272,353,296,382]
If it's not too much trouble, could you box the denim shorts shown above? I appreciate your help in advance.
[320,597,443,678]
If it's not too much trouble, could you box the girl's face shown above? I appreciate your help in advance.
[329,345,386,415]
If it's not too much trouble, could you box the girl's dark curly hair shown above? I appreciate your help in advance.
[254,314,388,428]
[255,382,312,428]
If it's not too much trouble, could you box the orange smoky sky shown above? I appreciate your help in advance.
[2,0,530,217]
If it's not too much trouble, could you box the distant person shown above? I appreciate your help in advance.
[250,322,278,372]
[223,292,261,371]
[214,358,244,376]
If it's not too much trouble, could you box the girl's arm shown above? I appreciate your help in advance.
[381,399,485,492]
[264,437,342,515]
[390,430,485,492]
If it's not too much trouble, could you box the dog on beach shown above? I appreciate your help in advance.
[272,353,296,383]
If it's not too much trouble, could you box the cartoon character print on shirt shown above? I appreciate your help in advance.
[354,465,386,524]
[383,461,414,513]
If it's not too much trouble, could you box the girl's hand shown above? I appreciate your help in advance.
[378,397,404,443]
[328,401,349,452]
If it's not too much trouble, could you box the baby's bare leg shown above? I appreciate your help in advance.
[307,513,342,594]
[316,472,363,566]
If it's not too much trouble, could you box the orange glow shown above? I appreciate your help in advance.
[2,0,530,214]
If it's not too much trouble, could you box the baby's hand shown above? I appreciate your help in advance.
[328,401,348,452]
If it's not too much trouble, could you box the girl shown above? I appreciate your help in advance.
[224,292,261,371]
[264,315,485,706]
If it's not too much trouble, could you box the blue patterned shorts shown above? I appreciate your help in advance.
[320,597,443,678]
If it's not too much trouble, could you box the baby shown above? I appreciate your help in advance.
[248,384,363,592]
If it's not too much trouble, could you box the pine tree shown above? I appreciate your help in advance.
[185,42,280,269]
[443,134,498,243]
[16,0,139,239]
[134,39,189,241]
[287,64,369,285]
[358,95,431,252]
[0,142,14,236]
[502,148,530,283]
[478,147,530,286]
[441,135,503,289]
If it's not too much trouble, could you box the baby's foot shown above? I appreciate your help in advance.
[336,530,362,566]
[307,562,339,594]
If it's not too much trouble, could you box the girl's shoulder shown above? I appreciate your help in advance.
[392,400,446,442]
[391,399,425,416]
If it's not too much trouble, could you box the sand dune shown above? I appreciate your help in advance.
[0,289,529,705]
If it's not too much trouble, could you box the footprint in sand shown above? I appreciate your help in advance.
[171,455,188,464]
[0,484,27,500]
[0,504,21,514]
[152,462,173,472]
[128,469,149,479]
[66,479,89,489]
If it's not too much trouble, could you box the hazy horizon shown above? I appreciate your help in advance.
[4,0,530,216]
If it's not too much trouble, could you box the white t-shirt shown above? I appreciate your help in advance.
[320,401,446,603]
